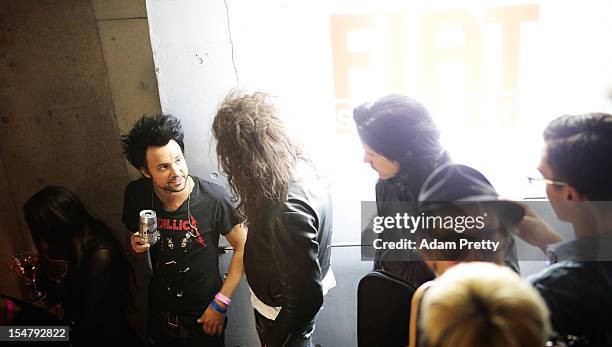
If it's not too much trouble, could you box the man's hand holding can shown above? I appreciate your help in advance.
[130,232,150,253]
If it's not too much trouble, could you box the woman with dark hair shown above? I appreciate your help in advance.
[353,94,449,287]
[22,186,140,345]
[354,95,521,287]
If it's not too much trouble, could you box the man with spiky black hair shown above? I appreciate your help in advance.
[121,114,246,347]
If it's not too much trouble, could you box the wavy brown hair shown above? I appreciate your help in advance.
[212,91,302,231]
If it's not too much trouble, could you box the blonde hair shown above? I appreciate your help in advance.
[421,262,550,347]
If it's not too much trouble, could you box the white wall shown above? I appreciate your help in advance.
[145,1,612,345]
[145,0,612,244]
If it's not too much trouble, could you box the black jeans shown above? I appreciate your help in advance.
[254,309,316,347]
[149,310,226,347]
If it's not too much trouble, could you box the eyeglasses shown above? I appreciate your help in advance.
[527,176,569,187]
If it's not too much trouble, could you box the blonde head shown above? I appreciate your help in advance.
[421,262,550,347]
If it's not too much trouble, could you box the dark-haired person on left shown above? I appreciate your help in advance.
[20,186,142,346]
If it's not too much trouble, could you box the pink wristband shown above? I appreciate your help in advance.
[215,292,231,306]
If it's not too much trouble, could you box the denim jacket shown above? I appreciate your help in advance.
[529,234,612,346]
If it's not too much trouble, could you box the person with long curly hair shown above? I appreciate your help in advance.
[213,91,334,347]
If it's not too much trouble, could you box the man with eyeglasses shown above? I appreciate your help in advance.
[528,113,612,346]
[120,114,246,346]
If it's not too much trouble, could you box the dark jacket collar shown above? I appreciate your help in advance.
[548,233,612,263]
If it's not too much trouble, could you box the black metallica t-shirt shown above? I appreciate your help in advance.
[122,176,239,314]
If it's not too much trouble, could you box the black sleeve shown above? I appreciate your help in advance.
[76,249,123,341]
[266,201,323,347]
[214,188,240,236]
[504,235,520,274]
[122,184,139,233]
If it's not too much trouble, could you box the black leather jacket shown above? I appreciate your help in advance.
[372,173,520,287]
[244,161,333,347]
[373,174,436,288]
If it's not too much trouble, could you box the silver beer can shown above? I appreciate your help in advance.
[139,210,159,245]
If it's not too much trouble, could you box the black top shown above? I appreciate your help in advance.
[122,176,239,315]
[37,226,140,345]
[373,175,436,288]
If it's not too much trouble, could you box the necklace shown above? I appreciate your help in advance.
[150,176,199,240]
[185,177,199,238]
[150,176,193,210]
[150,177,200,254]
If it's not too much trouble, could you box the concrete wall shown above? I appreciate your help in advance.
[0,154,22,299]
[0,0,159,339]
[92,0,161,171]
